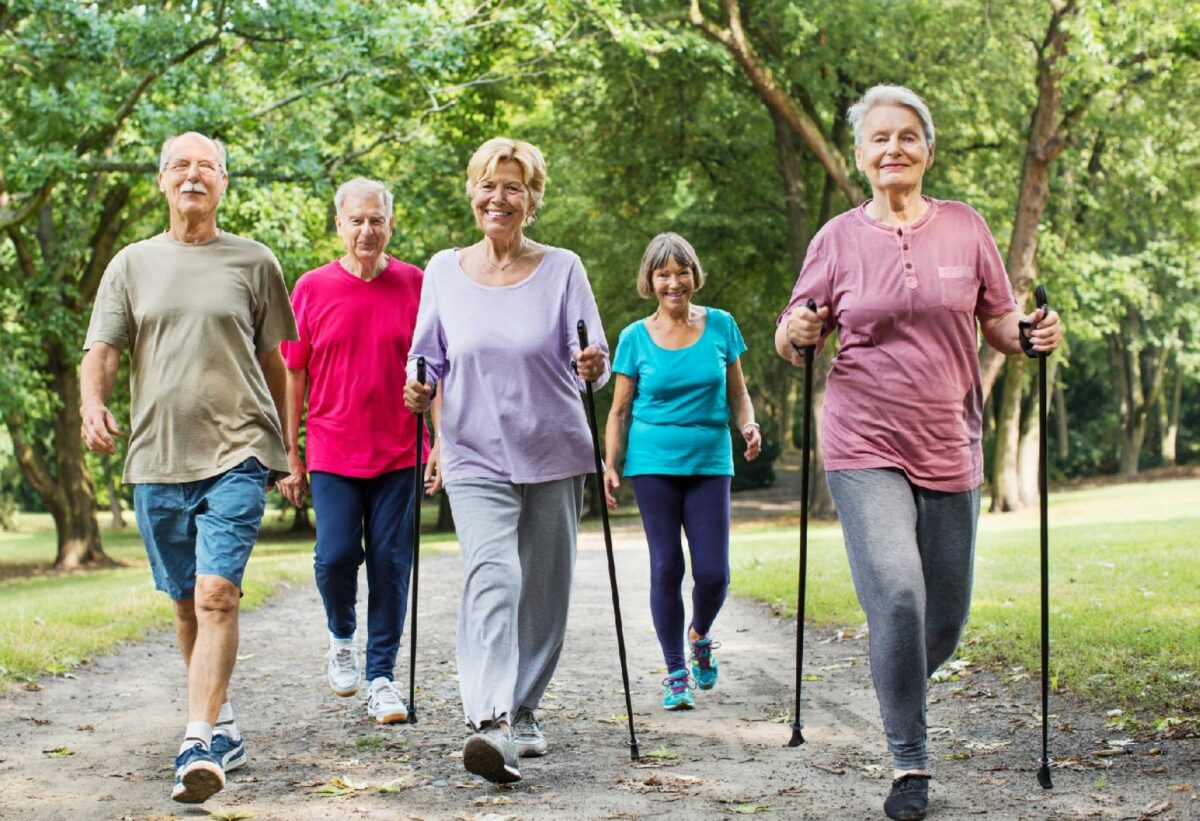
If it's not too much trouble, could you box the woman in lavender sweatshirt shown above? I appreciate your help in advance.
[403,138,609,785]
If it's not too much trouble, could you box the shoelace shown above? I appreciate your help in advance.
[513,711,541,737]
[690,639,721,669]
[371,681,402,707]
[661,673,695,694]
[330,646,355,672]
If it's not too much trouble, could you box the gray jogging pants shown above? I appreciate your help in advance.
[445,475,585,729]
[826,467,980,771]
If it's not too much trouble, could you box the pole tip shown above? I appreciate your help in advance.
[787,723,806,748]
[1037,759,1053,789]
[628,739,640,761]
[407,711,418,725]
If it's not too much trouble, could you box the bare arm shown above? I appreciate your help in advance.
[602,374,636,509]
[278,367,309,507]
[80,342,122,455]
[726,359,762,461]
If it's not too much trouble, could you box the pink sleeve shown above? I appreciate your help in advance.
[972,211,1018,316]
[777,230,836,351]
[281,277,310,369]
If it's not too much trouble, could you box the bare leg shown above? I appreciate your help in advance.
[186,575,240,725]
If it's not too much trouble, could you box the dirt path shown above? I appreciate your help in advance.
[1,528,1196,820]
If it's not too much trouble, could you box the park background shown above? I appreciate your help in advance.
[0,0,1197,746]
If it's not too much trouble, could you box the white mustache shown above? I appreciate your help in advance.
[181,181,208,194]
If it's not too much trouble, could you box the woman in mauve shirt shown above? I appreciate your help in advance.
[775,84,1062,821]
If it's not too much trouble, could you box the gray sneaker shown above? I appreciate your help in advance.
[327,643,359,697]
[512,707,548,757]
[463,721,521,783]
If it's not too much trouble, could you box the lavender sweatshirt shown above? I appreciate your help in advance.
[406,246,610,484]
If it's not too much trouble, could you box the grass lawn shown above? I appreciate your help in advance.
[730,478,1200,731]
[0,500,456,691]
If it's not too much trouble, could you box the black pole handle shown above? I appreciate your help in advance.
[1020,286,1051,359]
[577,320,590,353]
[416,357,426,386]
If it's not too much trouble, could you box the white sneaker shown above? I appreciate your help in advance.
[327,644,360,697]
[367,677,408,724]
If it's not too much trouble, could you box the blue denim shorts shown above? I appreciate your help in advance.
[133,457,270,601]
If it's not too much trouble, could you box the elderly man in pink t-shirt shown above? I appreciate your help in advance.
[278,178,426,725]
[776,85,1061,821]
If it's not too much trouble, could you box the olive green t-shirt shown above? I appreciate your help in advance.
[84,231,298,483]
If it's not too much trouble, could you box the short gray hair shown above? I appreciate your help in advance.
[334,178,394,216]
[159,132,227,174]
[847,84,936,147]
[636,232,705,299]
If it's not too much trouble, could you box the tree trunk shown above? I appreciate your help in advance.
[808,348,836,519]
[289,501,314,533]
[1017,356,1058,508]
[1160,347,1182,466]
[979,0,1082,402]
[990,356,1028,512]
[1054,371,1069,461]
[105,471,126,529]
[1111,313,1171,478]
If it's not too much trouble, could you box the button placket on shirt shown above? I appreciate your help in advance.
[898,227,917,290]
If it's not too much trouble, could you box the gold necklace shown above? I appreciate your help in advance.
[483,240,526,271]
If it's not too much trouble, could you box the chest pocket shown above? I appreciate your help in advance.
[938,266,977,313]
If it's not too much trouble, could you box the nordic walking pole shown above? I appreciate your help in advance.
[1021,286,1053,788]
[577,320,640,761]
[788,298,818,748]
[407,356,426,724]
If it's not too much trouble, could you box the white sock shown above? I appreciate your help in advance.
[181,721,213,754]
[330,632,355,648]
[215,701,240,741]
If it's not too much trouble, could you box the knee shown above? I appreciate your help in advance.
[880,585,923,628]
[692,566,730,597]
[194,575,240,616]
[173,598,197,625]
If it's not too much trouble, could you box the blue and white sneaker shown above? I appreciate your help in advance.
[662,669,695,710]
[171,743,224,804]
[690,637,721,690]
[211,732,246,772]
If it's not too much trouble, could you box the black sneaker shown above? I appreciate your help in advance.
[463,721,521,783]
[884,774,930,820]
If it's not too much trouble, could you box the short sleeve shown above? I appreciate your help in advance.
[723,311,747,362]
[253,252,298,353]
[84,253,131,351]
[280,275,310,369]
[612,322,641,377]
[971,209,1018,316]
[777,227,837,352]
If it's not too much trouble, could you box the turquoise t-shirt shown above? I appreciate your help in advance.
[612,307,748,477]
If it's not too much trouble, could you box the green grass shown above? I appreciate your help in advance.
[0,506,455,690]
[730,478,1200,728]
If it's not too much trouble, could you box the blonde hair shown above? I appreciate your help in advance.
[465,138,547,225]
[636,232,706,298]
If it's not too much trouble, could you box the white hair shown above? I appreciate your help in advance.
[847,85,936,147]
[159,132,227,174]
[334,178,394,216]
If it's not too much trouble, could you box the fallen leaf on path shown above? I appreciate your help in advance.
[473,796,512,806]
[1137,799,1172,817]
[42,747,73,758]
[21,716,51,725]
[599,713,628,725]
[313,777,365,797]
[456,782,480,789]
[208,810,253,820]
[1167,784,1193,792]
[808,762,845,775]
[378,780,408,793]
[614,773,706,794]
[728,805,770,814]
[642,748,679,760]
[945,752,971,760]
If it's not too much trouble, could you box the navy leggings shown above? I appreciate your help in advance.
[630,474,731,672]
[310,469,415,682]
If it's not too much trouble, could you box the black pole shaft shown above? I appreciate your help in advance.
[1037,327,1052,787]
[578,320,639,761]
[408,357,425,724]
[789,298,816,748]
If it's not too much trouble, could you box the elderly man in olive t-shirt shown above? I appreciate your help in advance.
[80,132,298,805]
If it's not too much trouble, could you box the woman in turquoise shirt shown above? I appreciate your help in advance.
[604,232,762,710]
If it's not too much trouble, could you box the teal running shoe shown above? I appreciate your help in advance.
[690,637,720,690]
[662,669,694,710]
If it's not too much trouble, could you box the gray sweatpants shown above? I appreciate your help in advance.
[826,468,980,771]
[445,475,585,729]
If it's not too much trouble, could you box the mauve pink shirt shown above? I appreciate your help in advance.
[779,198,1017,492]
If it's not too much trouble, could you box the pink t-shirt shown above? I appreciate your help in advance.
[779,198,1017,492]
[282,257,428,477]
